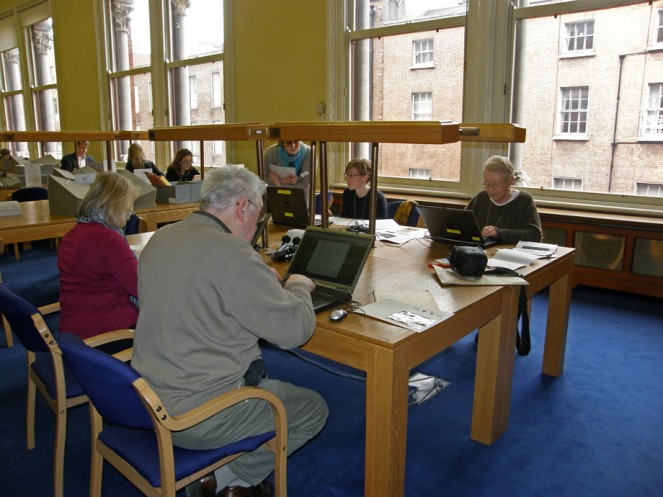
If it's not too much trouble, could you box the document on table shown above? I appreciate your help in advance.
[488,248,538,270]
[360,298,453,333]
[269,164,297,179]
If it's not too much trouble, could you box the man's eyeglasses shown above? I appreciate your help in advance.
[482,180,508,189]
[247,198,266,216]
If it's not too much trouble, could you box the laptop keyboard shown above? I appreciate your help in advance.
[311,286,336,305]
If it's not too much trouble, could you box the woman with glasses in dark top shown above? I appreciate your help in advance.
[465,155,542,244]
[166,148,200,182]
[340,158,389,220]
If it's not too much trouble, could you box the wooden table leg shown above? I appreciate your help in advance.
[471,286,519,444]
[364,346,410,497]
[542,264,573,377]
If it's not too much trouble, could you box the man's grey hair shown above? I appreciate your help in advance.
[200,165,266,212]
[483,155,515,180]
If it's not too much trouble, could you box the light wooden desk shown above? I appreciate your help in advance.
[127,228,575,497]
[0,200,198,249]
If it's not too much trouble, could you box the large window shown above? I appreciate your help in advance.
[105,0,226,167]
[514,1,663,197]
[348,0,465,182]
[166,0,225,166]
[0,3,61,158]
[343,0,663,207]
[107,0,153,161]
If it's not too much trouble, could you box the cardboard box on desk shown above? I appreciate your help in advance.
[155,181,202,204]
[117,169,156,209]
[48,174,89,217]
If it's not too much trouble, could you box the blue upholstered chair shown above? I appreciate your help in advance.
[124,213,147,235]
[56,332,289,497]
[11,186,48,202]
[0,283,133,497]
[315,191,334,215]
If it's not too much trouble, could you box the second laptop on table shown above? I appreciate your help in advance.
[418,205,498,248]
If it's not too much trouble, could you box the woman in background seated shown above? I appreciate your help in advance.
[58,173,139,340]
[166,148,200,182]
[466,155,542,244]
[125,143,163,176]
[263,140,312,193]
[340,158,389,220]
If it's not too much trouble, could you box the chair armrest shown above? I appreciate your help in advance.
[134,380,287,433]
[84,329,135,361]
[37,302,61,315]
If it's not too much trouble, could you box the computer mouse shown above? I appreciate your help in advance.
[329,308,348,322]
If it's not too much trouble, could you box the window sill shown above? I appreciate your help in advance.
[637,135,663,143]
[553,135,589,142]
[559,50,595,59]
[410,64,435,70]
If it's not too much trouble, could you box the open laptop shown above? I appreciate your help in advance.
[418,205,499,248]
[284,227,375,312]
[266,185,316,228]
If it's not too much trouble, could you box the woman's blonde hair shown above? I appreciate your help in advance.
[127,143,145,169]
[78,172,138,228]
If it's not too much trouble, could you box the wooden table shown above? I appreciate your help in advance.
[127,227,575,497]
[0,200,198,249]
[136,202,198,231]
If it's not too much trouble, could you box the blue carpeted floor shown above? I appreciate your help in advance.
[1,241,662,497]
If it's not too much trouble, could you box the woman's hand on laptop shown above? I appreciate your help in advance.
[482,225,498,238]
[284,274,316,293]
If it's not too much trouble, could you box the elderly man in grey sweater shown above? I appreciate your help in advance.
[132,165,328,497]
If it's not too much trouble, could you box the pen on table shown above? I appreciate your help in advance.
[520,245,548,251]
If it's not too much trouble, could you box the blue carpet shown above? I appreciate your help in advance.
[1,244,662,497]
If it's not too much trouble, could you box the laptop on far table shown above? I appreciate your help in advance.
[284,227,375,312]
[266,185,312,228]
[418,205,499,248]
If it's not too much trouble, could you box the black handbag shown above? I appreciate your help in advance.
[448,245,488,277]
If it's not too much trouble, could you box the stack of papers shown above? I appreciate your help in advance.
[488,241,558,271]
[360,298,453,333]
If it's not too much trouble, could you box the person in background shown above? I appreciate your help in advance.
[60,140,96,171]
[340,158,389,220]
[165,148,200,182]
[125,143,163,176]
[0,148,11,160]
[263,140,311,193]
[466,155,542,243]
[131,165,328,497]
[58,173,139,340]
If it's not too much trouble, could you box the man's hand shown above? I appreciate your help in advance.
[284,274,316,293]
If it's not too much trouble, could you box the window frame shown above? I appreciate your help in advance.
[412,38,434,68]
[562,19,595,56]
[336,0,663,215]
